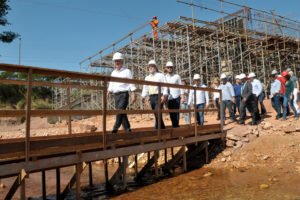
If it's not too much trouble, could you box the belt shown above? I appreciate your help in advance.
[150,94,158,97]
[114,91,128,95]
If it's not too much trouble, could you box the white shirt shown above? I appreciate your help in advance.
[107,67,136,93]
[213,85,221,100]
[251,79,262,97]
[188,84,209,106]
[165,73,184,99]
[220,82,235,101]
[141,72,168,97]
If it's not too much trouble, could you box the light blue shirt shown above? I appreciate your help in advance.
[270,79,281,98]
[251,79,262,97]
[220,82,235,101]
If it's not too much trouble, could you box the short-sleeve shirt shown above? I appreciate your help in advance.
[291,76,298,89]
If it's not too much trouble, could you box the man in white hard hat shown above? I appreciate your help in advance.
[187,74,209,125]
[219,73,237,124]
[107,52,136,134]
[289,70,300,115]
[141,60,168,130]
[239,73,257,125]
[165,61,184,128]
[233,75,242,115]
[248,72,262,121]
[269,72,282,119]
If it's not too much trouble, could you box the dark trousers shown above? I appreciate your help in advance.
[240,96,255,122]
[113,91,130,132]
[233,96,241,114]
[150,94,165,129]
[253,96,261,121]
[258,92,267,114]
[222,100,236,123]
[271,95,281,118]
[168,97,180,128]
[215,98,220,119]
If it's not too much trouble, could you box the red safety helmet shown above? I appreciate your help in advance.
[153,16,157,19]
[282,71,289,77]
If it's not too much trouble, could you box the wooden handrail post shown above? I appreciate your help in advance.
[157,84,162,140]
[102,78,107,148]
[67,86,72,134]
[193,88,197,138]
[25,68,32,163]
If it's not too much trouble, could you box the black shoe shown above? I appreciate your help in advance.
[250,121,257,126]
[125,128,132,133]
[110,130,118,134]
[239,120,245,125]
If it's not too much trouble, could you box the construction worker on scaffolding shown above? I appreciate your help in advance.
[150,16,159,38]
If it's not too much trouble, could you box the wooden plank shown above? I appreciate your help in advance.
[56,168,60,200]
[164,147,185,171]
[61,162,86,199]
[109,157,128,186]
[0,78,105,91]
[136,152,158,181]
[42,170,46,200]
[0,63,221,92]
[0,133,224,178]
[0,108,218,118]
[25,68,32,163]
[4,169,27,200]
[0,124,220,160]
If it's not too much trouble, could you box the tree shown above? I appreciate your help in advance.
[0,0,19,43]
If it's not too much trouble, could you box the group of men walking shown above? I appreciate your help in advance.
[108,52,299,133]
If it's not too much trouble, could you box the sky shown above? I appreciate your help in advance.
[0,0,299,72]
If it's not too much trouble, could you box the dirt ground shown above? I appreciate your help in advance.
[1,99,300,199]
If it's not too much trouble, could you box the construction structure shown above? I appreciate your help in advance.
[53,0,300,111]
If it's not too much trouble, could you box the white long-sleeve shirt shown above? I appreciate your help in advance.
[188,84,209,106]
[107,67,136,93]
[141,72,168,97]
[251,79,262,97]
[220,82,235,101]
[213,85,221,100]
[165,73,184,100]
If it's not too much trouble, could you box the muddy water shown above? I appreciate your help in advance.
[1,164,300,199]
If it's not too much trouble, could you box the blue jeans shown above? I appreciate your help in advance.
[222,100,236,123]
[258,92,267,114]
[180,103,189,124]
[196,103,204,125]
[271,95,281,118]
[283,95,299,119]
[233,96,241,114]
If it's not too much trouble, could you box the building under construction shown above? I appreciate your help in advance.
[54,0,300,110]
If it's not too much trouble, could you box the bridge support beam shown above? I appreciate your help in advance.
[61,162,86,199]
[5,169,27,200]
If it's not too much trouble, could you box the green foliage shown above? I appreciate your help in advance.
[0,71,56,108]
[0,0,19,43]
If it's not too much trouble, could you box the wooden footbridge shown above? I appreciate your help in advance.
[0,63,224,199]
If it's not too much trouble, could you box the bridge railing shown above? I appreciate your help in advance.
[0,63,223,162]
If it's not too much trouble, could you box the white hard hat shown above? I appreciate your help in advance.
[193,74,200,80]
[239,73,246,79]
[220,73,227,79]
[148,60,157,66]
[248,72,256,78]
[271,70,278,75]
[235,75,240,79]
[112,52,124,61]
[286,68,292,72]
[166,61,174,67]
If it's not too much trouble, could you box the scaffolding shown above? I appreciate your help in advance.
[54,0,300,111]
